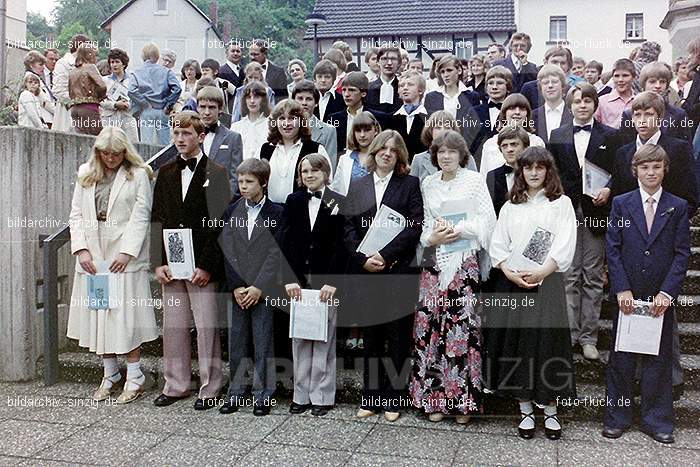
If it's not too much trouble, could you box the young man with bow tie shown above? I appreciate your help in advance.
[151,111,231,411]
[548,82,618,361]
[604,144,690,445]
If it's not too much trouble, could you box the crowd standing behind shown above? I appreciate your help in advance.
[16,31,700,445]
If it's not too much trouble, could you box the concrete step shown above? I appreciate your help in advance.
[692,227,700,246]
[690,247,700,270]
[601,296,700,323]
[690,213,700,228]
[681,271,700,296]
[43,351,700,427]
[597,319,700,355]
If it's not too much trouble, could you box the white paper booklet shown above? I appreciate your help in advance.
[357,205,406,256]
[163,228,196,280]
[289,289,329,342]
[507,225,556,273]
[84,261,119,310]
[615,300,664,355]
[439,198,477,255]
[583,160,611,198]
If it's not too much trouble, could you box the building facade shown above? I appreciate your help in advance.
[661,0,700,60]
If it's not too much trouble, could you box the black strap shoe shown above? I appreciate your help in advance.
[544,414,561,440]
[153,393,188,407]
[518,411,535,439]
[289,402,312,414]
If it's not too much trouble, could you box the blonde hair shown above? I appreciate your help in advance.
[78,127,153,187]
[141,42,160,63]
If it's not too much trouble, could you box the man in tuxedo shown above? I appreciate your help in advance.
[365,47,402,114]
[389,71,427,161]
[328,72,389,153]
[604,144,690,444]
[218,158,284,416]
[486,125,529,216]
[493,32,538,93]
[532,65,573,143]
[250,39,288,100]
[611,91,698,216]
[151,111,232,410]
[219,42,246,90]
[313,59,346,122]
[548,83,618,360]
[197,87,243,196]
[292,80,338,168]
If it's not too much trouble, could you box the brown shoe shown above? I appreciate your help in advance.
[116,377,148,404]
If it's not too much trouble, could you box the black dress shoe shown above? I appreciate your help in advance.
[219,399,239,414]
[289,402,312,414]
[253,405,271,416]
[642,430,675,444]
[601,426,625,439]
[194,397,219,411]
[311,405,333,417]
[153,393,188,407]
[544,414,561,440]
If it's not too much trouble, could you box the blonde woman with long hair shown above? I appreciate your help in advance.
[67,126,158,404]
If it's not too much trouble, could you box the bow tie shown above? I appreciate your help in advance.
[503,165,514,174]
[261,63,267,70]
[177,157,198,172]
[205,124,217,134]
[305,190,323,200]
[573,124,592,133]
[488,101,502,109]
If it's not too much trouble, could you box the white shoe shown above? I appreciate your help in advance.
[384,411,400,422]
[356,408,377,419]
[428,412,444,422]
[582,344,599,360]
[455,415,470,425]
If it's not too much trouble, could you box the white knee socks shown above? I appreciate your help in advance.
[126,361,145,391]
[102,357,121,389]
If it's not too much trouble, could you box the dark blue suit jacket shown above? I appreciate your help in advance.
[520,80,542,109]
[365,76,402,114]
[547,120,618,233]
[423,90,481,150]
[327,108,390,153]
[606,189,690,300]
[610,133,698,216]
[618,105,692,144]
[494,58,539,93]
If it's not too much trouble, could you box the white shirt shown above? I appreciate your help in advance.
[545,101,565,139]
[511,54,522,73]
[246,196,266,239]
[226,60,241,77]
[505,169,515,191]
[479,133,545,175]
[439,81,470,119]
[639,184,662,217]
[489,189,577,272]
[203,122,218,156]
[180,152,203,201]
[319,90,334,121]
[308,186,325,230]
[394,104,427,134]
[231,115,269,160]
[347,105,364,139]
[260,60,269,80]
[373,170,393,207]
[379,75,396,105]
[268,141,331,203]
[573,119,594,169]
[636,129,662,150]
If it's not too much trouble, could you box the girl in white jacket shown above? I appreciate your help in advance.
[18,72,54,129]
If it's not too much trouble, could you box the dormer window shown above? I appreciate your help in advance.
[155,0,168,14]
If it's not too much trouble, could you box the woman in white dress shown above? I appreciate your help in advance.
[230,81,271,160]
[67,127,158,404]
[409,130,496,424]
[330,111,381,196]
[479,93,545,175]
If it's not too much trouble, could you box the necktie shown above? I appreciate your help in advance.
[488,101,502,109]
[645,197,655,233]
[177,157,197,172]
[305,190,322,200]
[49,71,53,88]
[573,124,592,133]
[403,104,419,115]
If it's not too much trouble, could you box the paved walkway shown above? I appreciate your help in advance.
[0,382,698,466]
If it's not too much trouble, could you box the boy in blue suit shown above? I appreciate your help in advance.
[604,144,690,444]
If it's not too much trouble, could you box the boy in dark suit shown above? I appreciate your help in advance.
[196,86,243,196]
[151,111,232,410]
[532,64,573,143]
[548,82,618,360]
[486,125,529,216]
[472,65,513,154]
[218,158,284,416]
[365,46,402,114]
[388,71,427,162]
[313,59,346,122]
[493,32,538,93]
[604,144,690,444]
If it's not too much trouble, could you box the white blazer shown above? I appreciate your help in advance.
[69,164,153,273]
[329,150,355,196]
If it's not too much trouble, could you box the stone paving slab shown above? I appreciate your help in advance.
[139,434,257,466]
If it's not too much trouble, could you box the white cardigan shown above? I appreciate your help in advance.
[329,150,357,196]
[69,164,153,273]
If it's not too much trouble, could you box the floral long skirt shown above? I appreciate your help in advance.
[409,255,483,415]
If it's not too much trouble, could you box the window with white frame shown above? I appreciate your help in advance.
[626,13,644,40]
[549,16,567,42]
[454,39,473,60]
[155,0,168,13]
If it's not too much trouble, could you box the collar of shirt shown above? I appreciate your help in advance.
[226,61,240,73]
[439,80,469,98]
[394,104,427,117]
[511,54,522,71]
[636,130,662,149]
[180,152,203,171]
[546,101,565,114]
[320,89,334,101]
[525,188,548,203]
[373,170,393,185]
[608,89,635,104]
[308,186,325,199]
[277,140,303,151]
[380,75,396,86]
[347,105,363,117]
[109,73,127,83]
[574,118,594,128]
[246,195,266,211]
[639,185,662,207]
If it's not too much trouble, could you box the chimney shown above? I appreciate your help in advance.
[209,0,218,26]
[223,22,231,44]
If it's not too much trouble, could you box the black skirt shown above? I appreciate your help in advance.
[481,272,576,405]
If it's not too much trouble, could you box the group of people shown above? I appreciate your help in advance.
[61,31,700,445]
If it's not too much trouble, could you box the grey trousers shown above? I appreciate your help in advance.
[292,306,337,406]
[227,299,276,402]
[565,208,606,345]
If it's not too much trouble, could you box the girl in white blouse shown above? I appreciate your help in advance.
[230,81,271,160]
[18,72,54,129]
[330,111,380,196]
[409,131,496,424]
[486,146,577,441]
